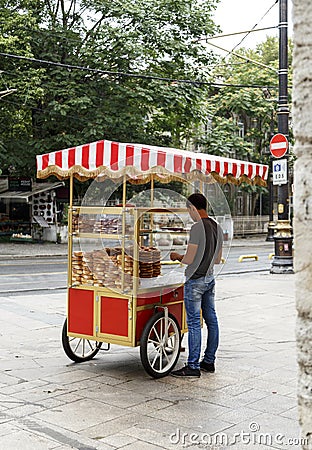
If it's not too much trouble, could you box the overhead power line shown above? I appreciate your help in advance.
[0,97,94,125]
[230,0,279,53]
[201,26,277,41]
[204,42,277,73]
[206,1,279,69]
[0,52,277,89]
[0,89,17,99]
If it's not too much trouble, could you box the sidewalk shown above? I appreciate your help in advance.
[0,272,301,449]
[0,241,68,258]
[0,236,273,259]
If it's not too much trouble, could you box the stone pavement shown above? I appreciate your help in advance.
[0,271,303,450]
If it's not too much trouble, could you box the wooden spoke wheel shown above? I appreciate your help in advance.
[140,311,181,378]
[62,319,102,363]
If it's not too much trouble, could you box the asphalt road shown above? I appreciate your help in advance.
[0,244,274,296]
[0,258,68,295]
[218,244,274,275]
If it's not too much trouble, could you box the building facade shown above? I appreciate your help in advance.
[293,0,312,446]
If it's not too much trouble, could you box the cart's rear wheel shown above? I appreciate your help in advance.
[140,311,181,378]
[62,319,102,363]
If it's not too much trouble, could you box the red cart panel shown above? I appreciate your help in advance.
[68,288,94,336]
[162,286,183,304]
[137,291,161,306]
[167,303,183,329]
[100,296,128,336]
[136,309,154,342]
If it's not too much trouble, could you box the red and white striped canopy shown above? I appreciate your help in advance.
[36,139,268,186]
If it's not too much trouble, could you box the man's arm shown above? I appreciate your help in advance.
[214,246,222,265]
[170,243,198,265]
[213,224,224,265]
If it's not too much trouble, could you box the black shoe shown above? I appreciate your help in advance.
[171,365,200,378]
[200,361,215,373]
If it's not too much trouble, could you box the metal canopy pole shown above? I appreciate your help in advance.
[121,175,127,290]
[67,174,74,286]
[270,0,294,274]
[150,175,154,247]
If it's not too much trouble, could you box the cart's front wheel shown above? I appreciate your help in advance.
[140,311,181,378]
[62,319,102,363]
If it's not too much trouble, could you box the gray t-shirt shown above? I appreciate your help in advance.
[185,217,223,280]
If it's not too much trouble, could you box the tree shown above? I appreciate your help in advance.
[193,37,293,215]
[196,37,286,164]
[0,0,44,173]
[0,0,220,176]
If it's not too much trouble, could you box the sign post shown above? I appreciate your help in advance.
[270,0,293,274]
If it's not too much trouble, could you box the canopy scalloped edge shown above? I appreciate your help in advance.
[37,164,267,187]
[36,139,268,187]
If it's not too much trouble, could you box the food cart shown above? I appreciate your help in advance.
[36,139,268,378]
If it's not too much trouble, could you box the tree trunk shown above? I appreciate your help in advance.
[293,1,312,447]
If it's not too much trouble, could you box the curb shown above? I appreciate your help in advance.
[0,286,67,295]
[225,242,274,248]
[0,254,67,260]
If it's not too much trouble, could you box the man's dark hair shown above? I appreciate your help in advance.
[186,193,207,211]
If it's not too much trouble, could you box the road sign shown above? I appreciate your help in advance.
[270,133,288,158]
[273,158,287,185]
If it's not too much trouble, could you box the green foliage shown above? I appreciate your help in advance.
[193,36,293,214]
[0,0,220,176]
[0,0,293,220]
[196,36,293,169]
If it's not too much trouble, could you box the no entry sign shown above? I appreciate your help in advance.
[270,133,288,158]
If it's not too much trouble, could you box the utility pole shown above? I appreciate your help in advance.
[266,109,276,242]
[270,0,294,273]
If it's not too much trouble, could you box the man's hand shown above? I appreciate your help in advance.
[170,252,182,262]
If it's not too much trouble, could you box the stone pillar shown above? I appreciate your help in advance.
[292,0,312,447]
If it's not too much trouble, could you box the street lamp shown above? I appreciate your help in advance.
[270,0,294,274]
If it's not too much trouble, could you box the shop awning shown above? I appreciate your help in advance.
[0,178,8,193]
[32,215,50,228]
[36,139,268,186]
[0,182,64,202]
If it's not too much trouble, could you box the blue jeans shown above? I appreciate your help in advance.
[184,275,219,370]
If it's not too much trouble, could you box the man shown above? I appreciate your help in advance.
[170,193,223,378]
